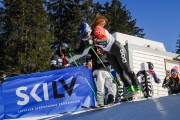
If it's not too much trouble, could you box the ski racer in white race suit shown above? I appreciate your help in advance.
[86,45,117,106]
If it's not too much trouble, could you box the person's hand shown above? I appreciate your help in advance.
[166,70,171,77]
[165,75,171,81]
[87,62,92,70]
[88,39,93,45]
[64,64,71,67]
[61,54,65,58]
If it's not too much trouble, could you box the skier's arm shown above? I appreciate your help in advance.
[94,38,109,45]
[86,51,93,70]
[73,41,87,54]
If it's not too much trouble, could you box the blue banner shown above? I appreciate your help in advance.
[0,66,96,119]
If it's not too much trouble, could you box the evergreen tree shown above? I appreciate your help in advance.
[0,0,54,75]
[97,0,145,37]
[176,35,180,54]
[0,3,6,71]
[47,0,82,46]
[81,0,94,23]
[46,0,96,47]
[93,2,103,12]
[47,0,145,48]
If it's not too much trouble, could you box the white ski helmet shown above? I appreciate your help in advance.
[78,23,92,41]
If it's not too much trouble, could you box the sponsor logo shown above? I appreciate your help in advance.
[120,49,127,63]
[16,77,76,105]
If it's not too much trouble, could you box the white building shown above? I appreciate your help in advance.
[114,32,180,97]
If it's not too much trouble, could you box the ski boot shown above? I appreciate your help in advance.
[133,85,143,99]
[124,85,135,101]
[107,94,114,105]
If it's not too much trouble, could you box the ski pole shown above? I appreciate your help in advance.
[69,52,97,100]
[90,46,129,101]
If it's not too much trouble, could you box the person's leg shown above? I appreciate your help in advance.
[105,51,132,87]
[102,70,117,104]
[106,51,135,99]
[109,41,142,99]
[93,70,105,106]
[109,40,140,87]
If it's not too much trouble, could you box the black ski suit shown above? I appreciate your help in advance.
[105,40,139,87]
[93,26,139,88]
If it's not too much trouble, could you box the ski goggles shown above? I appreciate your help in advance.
[171,71,178,75]
[79,32,91,41]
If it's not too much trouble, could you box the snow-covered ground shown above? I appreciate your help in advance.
[9,94,180,120]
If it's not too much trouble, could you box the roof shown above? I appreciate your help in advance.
[113,32,166,52]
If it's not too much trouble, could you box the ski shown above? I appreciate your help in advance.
[81,103,121,112]
[120,96,146,102]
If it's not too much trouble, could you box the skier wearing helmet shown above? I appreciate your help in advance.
[77,13,142,100]
[93,13,142,99]
[74,23,116,106]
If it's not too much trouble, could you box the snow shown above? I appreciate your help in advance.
[8,94,180,120]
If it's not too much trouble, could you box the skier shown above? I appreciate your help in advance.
[77,14,142,99]
[50,43,71,70]
[93,13,142,98]
[86,46,116,106]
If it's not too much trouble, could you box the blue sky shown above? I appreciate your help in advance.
[94,0,180,53]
